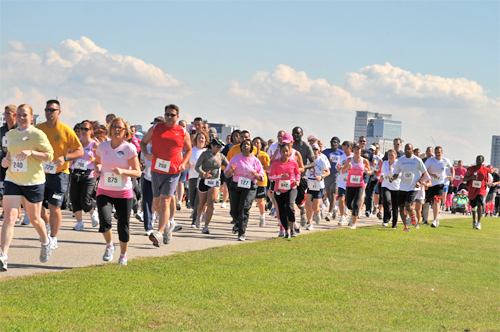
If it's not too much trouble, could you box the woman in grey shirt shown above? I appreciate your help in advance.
[195,138,228,234]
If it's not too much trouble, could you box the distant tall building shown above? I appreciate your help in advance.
[354,111,402,154]
[190,122,239,141]
[0,114,42,126]
[491,135,500,169]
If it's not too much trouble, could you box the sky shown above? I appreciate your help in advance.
[1,0,498,165]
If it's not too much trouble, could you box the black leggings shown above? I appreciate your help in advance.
[97,195,133,243]
[381,187,399,226]
[346,186,364,216]
[274,189,297,231]
[70,173,96,213]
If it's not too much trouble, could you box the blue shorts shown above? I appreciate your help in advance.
[374,182,381,195]
[338,187,346,198]
[152,171,180,198]
[308,188,324,200]
[4,180,45,203]
[179,170,187,182]
[44,172,69,207]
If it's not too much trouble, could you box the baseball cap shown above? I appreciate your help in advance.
[282,133,293,144]
[331,136,340,143]
[209,127,217,134]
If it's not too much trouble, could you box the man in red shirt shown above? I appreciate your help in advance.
[463,155,490,230]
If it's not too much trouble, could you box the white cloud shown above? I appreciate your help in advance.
[1,36,193,125]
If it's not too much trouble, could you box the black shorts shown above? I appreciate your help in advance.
[4,180,45,203]
[269,181,275,193]
[44,172,70,207]
[428,184,445,203]
[308,188,324,200]
[256,186,267,199]
[398,190,418,205]
[338,187,346,198]
[470,195,484,208]
[295,177,308,207]
[198,178,220,193]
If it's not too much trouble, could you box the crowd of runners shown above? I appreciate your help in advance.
[0,102,499,271]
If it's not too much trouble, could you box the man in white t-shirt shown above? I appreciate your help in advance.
[424,146,454,227]
[390,143,428,231]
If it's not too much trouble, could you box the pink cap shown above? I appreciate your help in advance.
[282,133,293,144]
[311,143,320,150]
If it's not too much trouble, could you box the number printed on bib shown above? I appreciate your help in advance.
[74,159,88,170]
[11,157,27,172]
[403,172,413,180]
[104,172,122,187]
[330,155,339,163]
[308,179,321,191]
[341,175,347,183]
[350,175,361,184]
[455,175,460,181]
[43,161,57,174]
[472,180,481,189]
[2,136,7,148]
[155,158,171,173]
[278,180,291,190]
[205,179,217,187]
[237,177,251,189]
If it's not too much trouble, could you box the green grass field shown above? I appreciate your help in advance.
[1,217,499,331]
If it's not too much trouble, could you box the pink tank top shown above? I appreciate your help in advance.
[346,157,365,187]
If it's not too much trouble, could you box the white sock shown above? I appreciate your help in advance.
[334,206,338,211]
[41,241,49,246]
[260,213,265,218]
[107,242,113,247]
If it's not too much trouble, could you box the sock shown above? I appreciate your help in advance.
[169,218,174,222]
[107,242,113,247]
[41,241,49,246]
[260,213,265,218]
[374,205,378,208]
[334,206,338,211]
[120,253,127,258]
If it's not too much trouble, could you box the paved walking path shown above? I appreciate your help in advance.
[0,205,467,279]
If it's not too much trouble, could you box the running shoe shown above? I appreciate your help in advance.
[431,221,437,228]
[163,221,175,245]
[220,202,226,208]
[20,213,31,225]
[259,216,265,227]
[145,229,153,236]
[403,227,410,232]
[365,211,371,217]
[91,210,99,227]
[73,221,84,231]
[323,199,330,208]
[232,225,238,234]
[392,224,397,229]
[300,214,307,227]
[313,213,321,225]
[372,207,378,215]
[118,256,127,265]
[295,225,301,234]
[284,232,291,239]
[269,207,276,217]
[415,224,420,229]
[382,222,388,227]
[423,221,429,226]
[195,218,201,228]
[149,231,163,247]
[191,222,197,228]
[350,225,356,229]
[135,212,143,222]
[436,216,440,227]
[306,223,314,231]
[238,235,245,241]
[290,229,297,237]
[103,245,115,261]
[176,201,181,211]
[174,225,183,232]
[376,212,382,220]
[278,229,285,237]
[0,253,7,271]
[332,210,337,220]
[338,215,345,226]
[348,217,353,227]
[325,212,332,222]
[50,237,58,249]
[476,222,482,230]
[202,226,210,234]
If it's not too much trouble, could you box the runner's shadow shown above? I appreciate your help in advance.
[8,263,70,271]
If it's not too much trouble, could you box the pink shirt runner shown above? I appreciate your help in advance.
[225,153,265,184]
[453,167,467,188]
[346,157,366,188]
[269,158,301,193]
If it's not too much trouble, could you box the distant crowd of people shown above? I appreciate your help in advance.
[0,101,498,271]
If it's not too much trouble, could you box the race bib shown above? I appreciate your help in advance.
[11,157,27,172]
[205,178,217,187]
[308,179,321,191]
[403,172,413,180]
[455,175,460,181]
[2,136,7,148]
[154,158,171,173]
[330,155,339,163]
[383,174,391,180]
[43,161,57,174]
[435,175,441,181]
[350,175,361,184]
[237,177,251,189]
[472,180,481,189]
[278,180,291,190]
[104,172,122,187]
[74,158,88,170]
[341,175,347,183]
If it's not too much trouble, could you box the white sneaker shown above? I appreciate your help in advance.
[50,237,58,249]
[348,217,353,227]
[21,213,31,225]
[0,252,7,271]
[195,218,201,228]
[382,222,388,227]
[221,202,226,208]
[323,199,330,208]
[145,230,153,236]
[431,220,437,228]
[73,221,84,231]
[202,226,210,234]
[103,245,115,262]
[278,229,285,237]
[91,211,99,227]
[476,222,481,230]
[338,215,345,226]
[259,216,265,227]
[350,225,357,229]
[313,213,321,225]
[325,212,332,222]
[306,223,314,231]
[40,238,52,263]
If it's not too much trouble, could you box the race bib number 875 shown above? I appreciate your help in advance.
[104,172,122,187]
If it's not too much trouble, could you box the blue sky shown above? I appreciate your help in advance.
[1,1,499,164]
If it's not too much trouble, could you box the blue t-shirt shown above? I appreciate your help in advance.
[322,148,345,175]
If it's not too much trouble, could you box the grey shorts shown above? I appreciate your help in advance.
[151,171,180,198]
[324,173,339,192]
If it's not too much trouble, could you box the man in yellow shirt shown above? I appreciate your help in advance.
[36,100,83,249]
[226,130,257,161]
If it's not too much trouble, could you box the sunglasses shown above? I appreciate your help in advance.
[164,113,178,118]
[44,108,60,112]
[80,128,91,132]
[359,140,366,143]
[111,126,125,131]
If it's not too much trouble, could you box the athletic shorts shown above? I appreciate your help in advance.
[308,188,324,200]
[269,181,275,193]
[374,182,380,195]
[179,170,187,183]
[397,190,418,205]
[324,173,339,192]
[256,186,267,199]
[152,171,180,198]
[338,187,346,198]
[295,177,308,207]
[443,183,449,193]
[415,198,425,205]
[428,184,445,203]
[198,178,220,193]
[44,172,70,207]
[4,180,45,203]
[470,195,484,208]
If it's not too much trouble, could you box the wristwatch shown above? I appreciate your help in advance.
[64,155,69,162]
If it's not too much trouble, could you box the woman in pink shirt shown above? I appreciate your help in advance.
[224,139,265,241]
[94,118,141,265]
[268,144,301,238]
